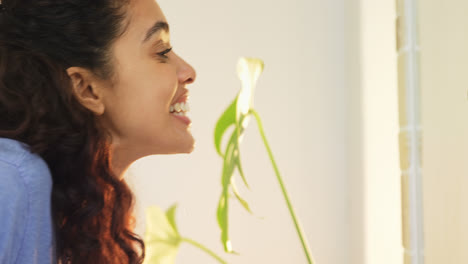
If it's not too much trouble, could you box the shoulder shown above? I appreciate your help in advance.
[0,138,29,201]
[0,158,28,207]
[0,138,56,263]
[0,137,52,201]
[0,137,30,166]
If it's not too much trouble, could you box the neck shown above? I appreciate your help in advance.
[109,140,134,180]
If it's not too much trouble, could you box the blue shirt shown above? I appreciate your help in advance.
[0,137,56,264]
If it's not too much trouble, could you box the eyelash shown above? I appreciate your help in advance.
[157,47,173,59]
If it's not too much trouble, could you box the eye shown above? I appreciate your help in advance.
[157,47,173,59]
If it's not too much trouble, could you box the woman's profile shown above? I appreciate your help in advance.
[0,0,196,263]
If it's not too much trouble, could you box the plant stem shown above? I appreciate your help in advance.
[182,237,228,264]
[249,109,315,264]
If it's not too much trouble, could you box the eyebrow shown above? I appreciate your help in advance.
[142,21,170,44]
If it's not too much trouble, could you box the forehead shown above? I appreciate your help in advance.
[124,0,169,42]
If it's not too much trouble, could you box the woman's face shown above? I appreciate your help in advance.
[98,0,197,173]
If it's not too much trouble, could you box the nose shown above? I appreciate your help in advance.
[175,52,197,85]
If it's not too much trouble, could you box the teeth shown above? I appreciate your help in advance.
[174,103,181,112]
[170,101,190,113]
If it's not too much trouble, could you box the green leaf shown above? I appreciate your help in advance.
[216,193,227,230]
[214,95,238,157]
[230,177,253,214]
[233,144,250,189]
[217,131,238,253]
[221,132,237,186]
[216,192,230,252]
[166,203,179,236]
[145,204,230,264]
[143,205,182,264]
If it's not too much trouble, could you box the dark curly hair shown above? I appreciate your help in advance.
[0,0,145,263]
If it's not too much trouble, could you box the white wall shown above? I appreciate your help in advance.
[127,0,348,263]
[344,0,366,262]
[419,1,468,263]
[360,1,402,264]
[346,0,402,264]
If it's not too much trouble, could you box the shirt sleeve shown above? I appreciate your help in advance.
[0,160,29,264]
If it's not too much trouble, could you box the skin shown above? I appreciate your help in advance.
[66,0,197,179]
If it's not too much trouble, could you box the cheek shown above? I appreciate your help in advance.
[110,71,178,141]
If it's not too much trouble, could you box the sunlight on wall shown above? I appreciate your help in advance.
[360,0,402,263]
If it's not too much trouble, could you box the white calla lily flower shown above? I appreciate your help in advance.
[236,57,265,129]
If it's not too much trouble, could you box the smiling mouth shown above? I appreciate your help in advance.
[169,100,190,116]
[170,101,192,126]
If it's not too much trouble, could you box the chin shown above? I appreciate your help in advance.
[173,137,195,154]
[182,141,195,154]
[170,146,194,154]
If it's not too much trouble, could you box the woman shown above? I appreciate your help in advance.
[0,0,196,263]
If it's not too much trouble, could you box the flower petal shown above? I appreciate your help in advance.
[236,57,265,118]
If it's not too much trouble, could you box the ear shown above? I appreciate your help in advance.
[66,67,105,115]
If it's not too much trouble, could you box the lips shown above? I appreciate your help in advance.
[170,89,189,105]
[172,112,191,126]
[172,95,189,105]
